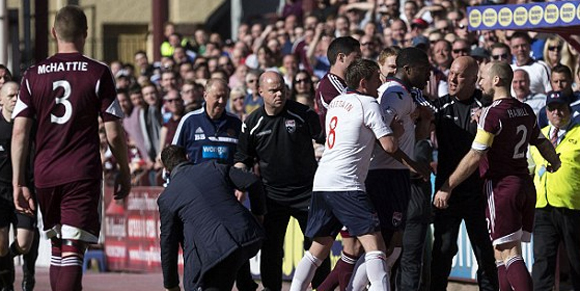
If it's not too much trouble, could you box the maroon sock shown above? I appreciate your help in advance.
[317,262,340,291]
[317,252,358,291]
[55,241,84,291]
[337,252,358,291]
[50,239,62,291]
[505,257,532,291]
[497,262,512,291]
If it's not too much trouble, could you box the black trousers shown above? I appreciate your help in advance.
[260,199,330,291]
[532,206,580,291]
[430,192,498,291]
[204,246,255,291]
[398,179,432,291]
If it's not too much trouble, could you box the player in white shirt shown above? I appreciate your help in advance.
[290,59,429,291]
[348,48,431,289]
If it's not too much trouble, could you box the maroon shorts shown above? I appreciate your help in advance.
[36,179,102,241]
[484,175,536,246]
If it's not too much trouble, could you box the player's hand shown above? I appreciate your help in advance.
[235,189,247,202]
[13,186,35,216]
[433,189,451,209]
[114,172,131,200]
[547,156,561,173]
[471,108,482,123]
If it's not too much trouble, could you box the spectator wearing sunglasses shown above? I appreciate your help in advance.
[490,42,512,64]
[542,35,564,70]
[451,39,471,59]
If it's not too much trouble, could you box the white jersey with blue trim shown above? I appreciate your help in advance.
[313,92,393,192]
[370,78,416,170]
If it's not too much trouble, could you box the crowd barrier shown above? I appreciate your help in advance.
[101,186,535,281]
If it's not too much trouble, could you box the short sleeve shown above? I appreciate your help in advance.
[13,70,34,119]
[99,67,123,122]
[364,99,393,139]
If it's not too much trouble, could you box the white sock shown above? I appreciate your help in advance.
[347,255,368,291]
[365,251,390,291]
[385,247,401,277]
[290,251,322,291]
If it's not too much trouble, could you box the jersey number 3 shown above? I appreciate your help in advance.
[51,80,72,124]
[327,116,338,149]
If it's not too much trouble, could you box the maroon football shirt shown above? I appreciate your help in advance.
[315,72,346,132]
[477,98,544,179]
[14,53,123,188]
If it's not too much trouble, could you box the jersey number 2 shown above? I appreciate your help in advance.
[51,80,72,124]
[327,116,338,149]
[513,125,527,159]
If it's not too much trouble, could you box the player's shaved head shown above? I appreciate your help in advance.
[489,61,513,87]
[0,81,18,97]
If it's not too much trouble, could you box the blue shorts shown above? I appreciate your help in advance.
[305,191,381,238]
[365,169,411,232]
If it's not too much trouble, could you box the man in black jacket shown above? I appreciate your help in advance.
[415,56,498,291]
[158,145,267,291]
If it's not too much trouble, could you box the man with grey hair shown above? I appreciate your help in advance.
[172,78,241,165]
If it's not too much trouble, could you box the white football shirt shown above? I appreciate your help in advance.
[313,92,392,192]
[370,78,416,170]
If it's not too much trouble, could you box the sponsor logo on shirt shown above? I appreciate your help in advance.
[285,119,296,133]
[195,127,205,140]
[202,145,229,161]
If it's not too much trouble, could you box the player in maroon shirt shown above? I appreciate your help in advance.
[434,62,560,291]
[11,6,130,291]
[315,36,361,134]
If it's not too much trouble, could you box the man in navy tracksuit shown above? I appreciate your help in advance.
[172,78,241,165]
[158,145,266,291]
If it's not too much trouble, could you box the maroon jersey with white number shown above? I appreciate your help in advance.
[14,53,122,188]
[476,98,544,179]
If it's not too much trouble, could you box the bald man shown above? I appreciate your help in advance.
[234,71,329,291]
[0,82,38,291]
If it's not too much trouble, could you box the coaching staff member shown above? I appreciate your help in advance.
[158,145,266,291]
[416,56,498,291]
[234,71,329,291]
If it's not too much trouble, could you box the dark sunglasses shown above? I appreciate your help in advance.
[295,78,310,84]
[456,23,468,30]
[491,53,509,60]
[452,48,469,54]
[548,45,562,52]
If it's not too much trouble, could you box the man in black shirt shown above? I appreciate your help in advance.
[234,71,329,291]
[0,81,38,291]
[416,56,498,291]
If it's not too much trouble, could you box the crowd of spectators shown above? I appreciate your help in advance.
[98,0,580,187]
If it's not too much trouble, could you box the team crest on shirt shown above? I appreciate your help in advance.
[392,212,403,227]
[285,119,296,133]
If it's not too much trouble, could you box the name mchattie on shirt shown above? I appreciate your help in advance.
[37,61,88,74]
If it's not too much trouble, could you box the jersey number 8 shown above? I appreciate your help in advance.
[327,116,338,149]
